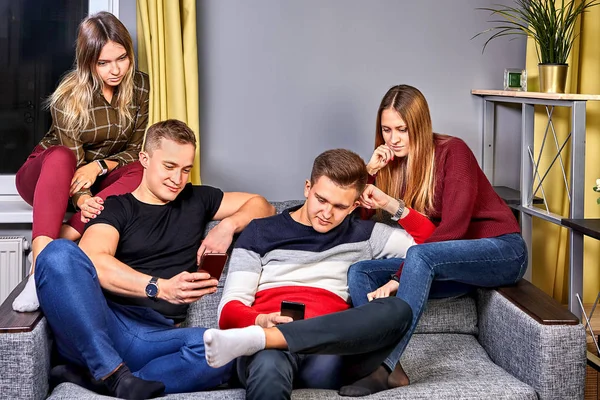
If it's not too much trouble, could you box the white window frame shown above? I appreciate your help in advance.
[89,0,120,18]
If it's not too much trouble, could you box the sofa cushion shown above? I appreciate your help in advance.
[48,384,246,399]
[394,333,537,399]
[414,295,478,335]
[48,333,535,400]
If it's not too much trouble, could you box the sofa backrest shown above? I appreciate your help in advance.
[184,200,478,335]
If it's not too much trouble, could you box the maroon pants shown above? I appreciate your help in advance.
[16,146,143,239]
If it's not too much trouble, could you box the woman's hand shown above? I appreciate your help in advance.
[367,280,399,301]
[70,162,101,195]
[366,144,394,176]
[77,195,104,223]
[360,184,394,211]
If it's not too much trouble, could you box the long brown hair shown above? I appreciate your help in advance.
[47,12,135,134]
[375,85,444,216]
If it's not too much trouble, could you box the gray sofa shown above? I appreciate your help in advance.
[0,201,586,399]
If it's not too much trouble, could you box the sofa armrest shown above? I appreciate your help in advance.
[477,280,585,400]
[0,279,51,400]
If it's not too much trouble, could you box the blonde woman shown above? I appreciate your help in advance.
[13,12,150,312]
[344,85,526,393]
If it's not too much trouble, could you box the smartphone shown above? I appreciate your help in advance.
[280,301,305,321]
[198,253,228,279]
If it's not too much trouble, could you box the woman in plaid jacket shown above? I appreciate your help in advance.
[13,12,150,312]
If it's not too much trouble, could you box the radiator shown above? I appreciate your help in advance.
[0,236,29,305]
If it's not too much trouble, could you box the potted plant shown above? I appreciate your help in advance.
[473,0,599,93]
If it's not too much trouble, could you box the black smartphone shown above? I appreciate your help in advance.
[280,301,305,321]
[198,253,228,279]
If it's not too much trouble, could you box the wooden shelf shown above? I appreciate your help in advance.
[589,351,600,373]
[562,219,600,241]
[472,89,600,101]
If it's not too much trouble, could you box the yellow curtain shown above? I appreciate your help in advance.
[136,0,201,184]
[526,4,600,303]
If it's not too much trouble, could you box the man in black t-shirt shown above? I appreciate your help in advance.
[34,120,275,399]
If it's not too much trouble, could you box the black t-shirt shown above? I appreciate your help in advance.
[86,183,224,322]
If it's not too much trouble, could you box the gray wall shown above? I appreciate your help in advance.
[197,0,526,201]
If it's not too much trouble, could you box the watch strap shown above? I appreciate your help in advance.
[96,159,108,176]
[390,199,405,221]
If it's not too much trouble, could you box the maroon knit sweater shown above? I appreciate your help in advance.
[424,136,520,242]
[364,136,520,278]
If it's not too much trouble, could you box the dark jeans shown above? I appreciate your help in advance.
[35,239,232,394]
[348,233,528,370]
[237,296,413,400]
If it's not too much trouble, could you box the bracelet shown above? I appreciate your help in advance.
[390,274,399,282]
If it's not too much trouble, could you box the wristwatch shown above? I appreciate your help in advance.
[390,274,400,282]
[390,199,406,221]
[96,159,108,176]
[145,277,159,301]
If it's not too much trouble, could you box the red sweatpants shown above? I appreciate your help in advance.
[16,145,143,239]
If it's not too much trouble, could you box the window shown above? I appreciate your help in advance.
[0,0,88,174]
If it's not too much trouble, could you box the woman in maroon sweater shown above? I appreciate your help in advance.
[344,85,527,394]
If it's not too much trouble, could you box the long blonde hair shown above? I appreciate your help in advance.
[375,85,445,216]
[47,12,135,134]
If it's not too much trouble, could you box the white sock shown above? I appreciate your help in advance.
[204,326,266,368]
[12,274,39,312]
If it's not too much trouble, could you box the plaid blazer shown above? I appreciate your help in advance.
[39,70,150,169]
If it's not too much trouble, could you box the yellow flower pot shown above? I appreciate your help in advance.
[538,64,568,93]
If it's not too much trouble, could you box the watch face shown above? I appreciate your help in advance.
[146,283,158,298]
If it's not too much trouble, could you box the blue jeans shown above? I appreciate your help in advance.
[347,233,527,370]
[35,239,232,394]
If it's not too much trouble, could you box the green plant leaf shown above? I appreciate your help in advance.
[473,0,600,64]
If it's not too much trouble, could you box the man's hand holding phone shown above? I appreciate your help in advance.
[159,271,219,305]
[255,312,293,328]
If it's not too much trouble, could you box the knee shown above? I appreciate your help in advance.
[347,265,361,289]
[376,297,413,335]
[404,246,435,274]
[246,350,293,384]
[129,161,143,173]
[390,297,413,322]
[36,239,87,280]
[43,146,77,169]
[121,161,143,177]
[347,261,371,287]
